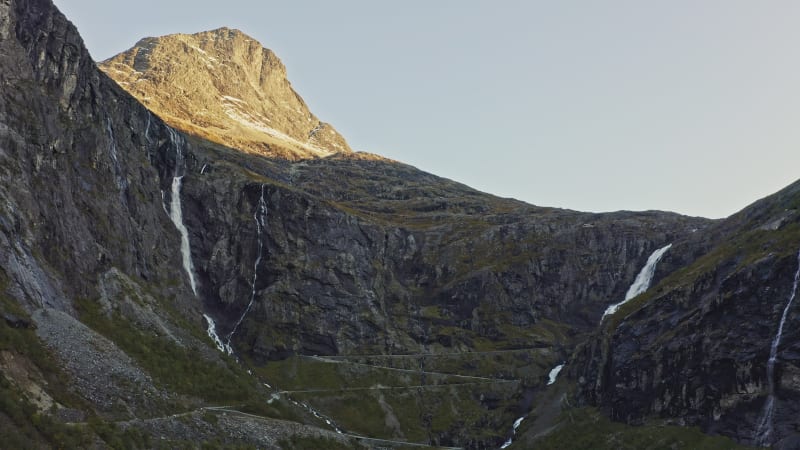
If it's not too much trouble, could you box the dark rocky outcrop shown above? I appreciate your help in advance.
[572,180,800,447]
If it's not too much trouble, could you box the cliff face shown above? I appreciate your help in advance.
[190,152,708,359]
[572,182,800,447]
[0,1,333,446]
[96,26,712,362]
[99,28,351,159]
[1,0,194,317]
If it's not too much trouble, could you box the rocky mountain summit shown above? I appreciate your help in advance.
[1,0,798,448]
[100,27,351,159]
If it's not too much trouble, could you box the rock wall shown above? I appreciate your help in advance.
[573,181,800,447]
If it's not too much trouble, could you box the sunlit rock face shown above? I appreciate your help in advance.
[100,27,352,160]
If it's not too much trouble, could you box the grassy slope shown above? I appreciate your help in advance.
[515,407,757,450]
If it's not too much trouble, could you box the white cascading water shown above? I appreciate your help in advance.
[602,243,672,319]
[166,128,198,296]
[497,245,672,449]
[499,363,564,448]
[500,244,673,449]
[105,117,127,191]
[288,398,344,434]
[500,416,525,449]
[754,248,800,446]
[547,363,565,386]
[227,184,268,347]
[105,118,119,165]
[203,314,233,354]
[170,176,197,295]
[144,113,152,144]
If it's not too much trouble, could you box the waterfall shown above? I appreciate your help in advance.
[500,416,525,449]
[498,243,670,449]
[547,363,565,386]
[105,117,127,190]
[755,248,800,446]
[500,363,562,448]
[227,184,268,347]
[170,176,197,295]
[144,112,152,144]
[289,398,344,434]
[167,127,185,172]
[602,243,672,319]
[165,128,198,296]
[203,314,233,354]
[105,118,119,165]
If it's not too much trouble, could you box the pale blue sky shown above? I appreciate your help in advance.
[54,0,800,219]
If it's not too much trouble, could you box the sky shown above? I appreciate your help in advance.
[53,0,800,219]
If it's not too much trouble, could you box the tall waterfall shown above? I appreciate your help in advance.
[755,248,800,446]
[501,244,672,449]
[602,243,672,319]
[227,184,268,347]
[166,128,198,296]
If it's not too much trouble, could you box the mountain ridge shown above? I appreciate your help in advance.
[100,27,352,160]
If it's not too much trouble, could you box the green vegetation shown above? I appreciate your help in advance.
[0,272,152,448]
[521,407,757,450]
[606,223,800,331]
[292,380,517,444]
[87,418,152,449]
[74,295,258,405]
[337,348,556,386]
[254,353,529,445]
[278,435,362,450]
[149,438,255,450]
[0,375,92,449]
[257,357,470,391]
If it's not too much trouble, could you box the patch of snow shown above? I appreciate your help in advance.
[221,95,246,104]
[221,101,334,157]
[189,45,207,55]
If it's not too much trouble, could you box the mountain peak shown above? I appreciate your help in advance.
[206,26,248,39]
[100,28,351,159]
